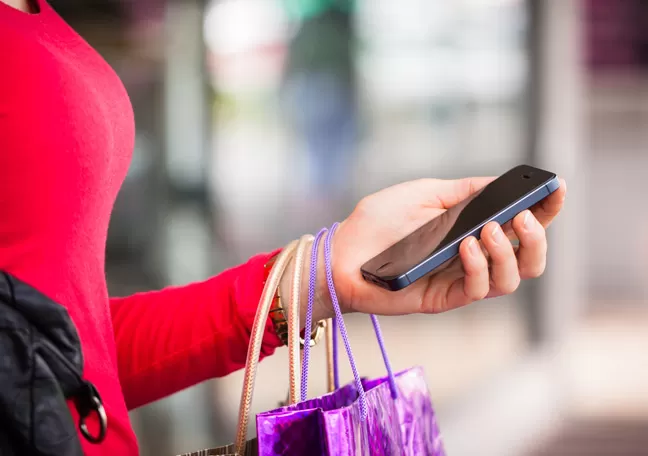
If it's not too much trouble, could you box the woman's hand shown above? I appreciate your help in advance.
[313,176,567,318]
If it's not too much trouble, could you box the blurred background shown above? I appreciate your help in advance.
[48,0,647,454]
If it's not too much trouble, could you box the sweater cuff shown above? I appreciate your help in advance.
[237,249,284,355]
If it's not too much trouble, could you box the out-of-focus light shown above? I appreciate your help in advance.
[203,0,288,57]
[357,0,526,105]
[203,0,289,94]
[459,0,522,7]
[357,0,456,45]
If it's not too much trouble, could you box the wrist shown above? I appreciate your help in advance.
[278,240,334,330]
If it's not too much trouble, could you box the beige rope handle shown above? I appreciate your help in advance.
[287,234,313,404]
[234,235,312,455]
[325,318,335,393]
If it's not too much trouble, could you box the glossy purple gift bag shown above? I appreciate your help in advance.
[256,224,445,455]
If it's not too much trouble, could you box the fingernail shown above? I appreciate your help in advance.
[523,210,534,230]
[491,224,504,245]
[469,238,481,256]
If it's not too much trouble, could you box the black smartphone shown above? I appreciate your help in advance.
[360,164,560,291]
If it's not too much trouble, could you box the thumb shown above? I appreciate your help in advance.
[423,176,495,209]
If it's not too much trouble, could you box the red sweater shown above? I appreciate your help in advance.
[0,1,281,454]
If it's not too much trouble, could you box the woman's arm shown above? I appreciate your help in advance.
[110,251,284,410]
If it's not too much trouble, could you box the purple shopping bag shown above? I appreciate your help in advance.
[256,224,445,456]
[257,366,443,455]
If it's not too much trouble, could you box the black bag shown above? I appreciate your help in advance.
[0,272,106,456]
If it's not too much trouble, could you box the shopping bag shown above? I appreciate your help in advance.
[255,366,441,455]
[255,224,446,455]
[359,368,444,455]
[177,234,315,456]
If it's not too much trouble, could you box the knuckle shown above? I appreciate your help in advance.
[467,282,489,301]
[494,246,516,264]
[464,252,486,275]
[479,287,490,300]
[355,196,373,212]
[521,262,546,279]
[501,275,521,294]
[476,253,490,271]
[524,223,546,244]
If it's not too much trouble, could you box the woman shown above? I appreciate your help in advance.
[0,0,566,455]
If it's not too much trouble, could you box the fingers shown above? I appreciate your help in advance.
[447,237,490,305]
[511,210,547,279]
[499,178,566,240]
[531,177,567,228]
[480,222,521,293]
[429,177,564,312]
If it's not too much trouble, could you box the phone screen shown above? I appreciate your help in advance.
[361,165,555,282]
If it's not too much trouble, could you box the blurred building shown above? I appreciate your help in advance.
[47,0,648,455]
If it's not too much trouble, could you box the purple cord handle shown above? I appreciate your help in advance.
[323,223,368,419]
[330,311,398,400]
[300,228,328,401]
[300,223,399,418]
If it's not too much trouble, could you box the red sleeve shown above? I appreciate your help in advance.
[110,250,283,410]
